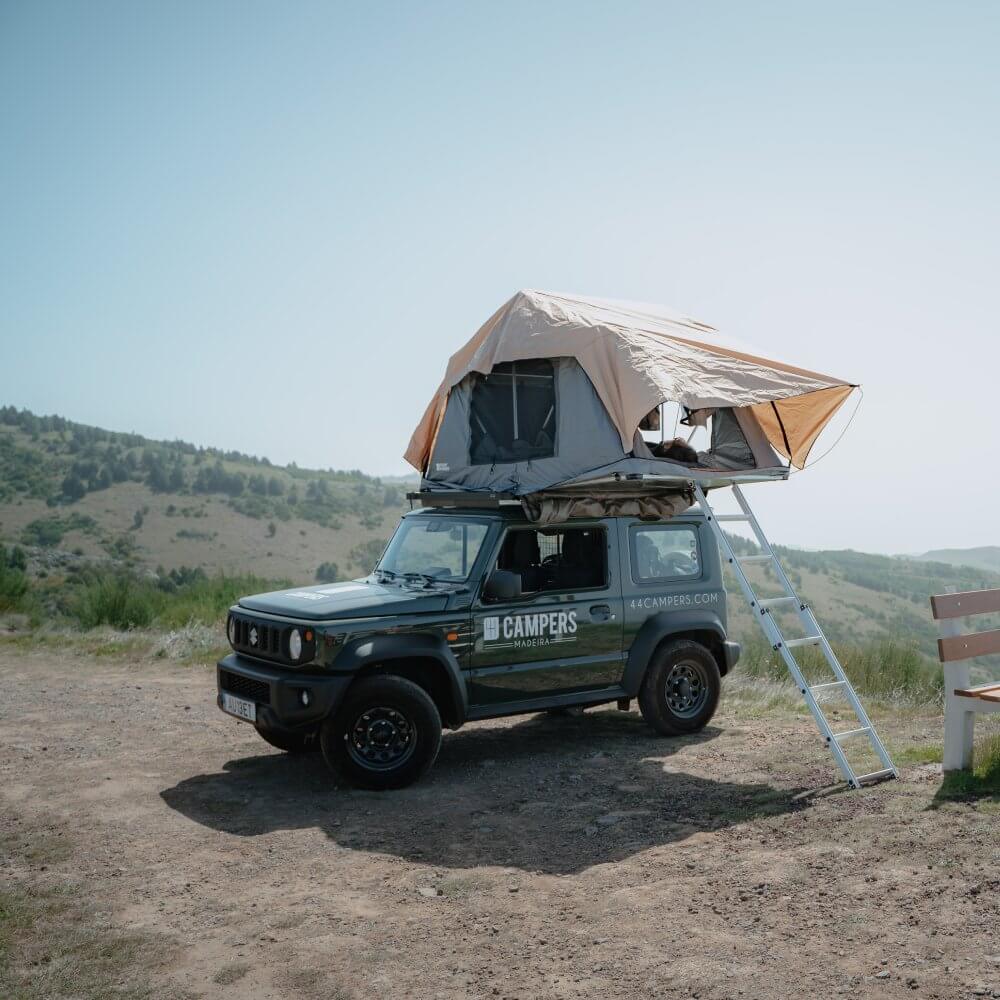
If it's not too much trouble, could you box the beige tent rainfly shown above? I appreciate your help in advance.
[406,289,856,513]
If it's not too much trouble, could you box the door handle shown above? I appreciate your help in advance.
[590,604,614,622]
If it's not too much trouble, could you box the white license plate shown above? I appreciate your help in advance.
[221,692,257,722]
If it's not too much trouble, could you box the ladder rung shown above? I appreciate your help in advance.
[759,597,798,609]
[810,680,846,692]
[833,727,872,742]
[784,635,823,649]
[738,554,773,563]
[715,514,750,522]
[853,768,896,785]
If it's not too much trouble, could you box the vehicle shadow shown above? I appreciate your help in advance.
[161,711,810,875]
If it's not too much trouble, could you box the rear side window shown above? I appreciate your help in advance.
[469,360,556,465]
[631,525,701,582]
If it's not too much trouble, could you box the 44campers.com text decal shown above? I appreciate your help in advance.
[483,611,577,648]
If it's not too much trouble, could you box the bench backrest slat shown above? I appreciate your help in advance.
[931,588,1000,620]
[938,627,1000,663]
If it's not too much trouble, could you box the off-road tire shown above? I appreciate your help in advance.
[638,639,721,736]
[320,675,442,790]
[255,725,319,754]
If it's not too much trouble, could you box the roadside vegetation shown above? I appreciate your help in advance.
[1,545,287,631]
[739,636,944,706]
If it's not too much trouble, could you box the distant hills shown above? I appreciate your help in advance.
[916,546,1000,575]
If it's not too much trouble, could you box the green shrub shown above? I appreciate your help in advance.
[315,561,340,583]
[0,558,29,612]
[72,575,160,629]
[153,572,287,629]
[739,637,943,705]
[21,513,97,547]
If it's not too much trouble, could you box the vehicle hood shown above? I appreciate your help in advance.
[237,579,452,622]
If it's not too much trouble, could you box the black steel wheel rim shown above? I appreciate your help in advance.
[664,660,708,719]
[346,706,417,771]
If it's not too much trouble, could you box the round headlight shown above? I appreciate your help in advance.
[227,616,235,645]
[288,628,302,661]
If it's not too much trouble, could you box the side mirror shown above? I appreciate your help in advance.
[483,569,522,602]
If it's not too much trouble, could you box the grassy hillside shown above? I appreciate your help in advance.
[0,405,411,583]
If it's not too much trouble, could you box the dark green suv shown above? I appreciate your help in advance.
[216,503,740,789]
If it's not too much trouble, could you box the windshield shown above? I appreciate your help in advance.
[375,517,489,583]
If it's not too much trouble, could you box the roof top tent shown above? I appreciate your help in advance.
[405,289,857,520]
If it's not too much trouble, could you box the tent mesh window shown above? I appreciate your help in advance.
[469,360,556,465]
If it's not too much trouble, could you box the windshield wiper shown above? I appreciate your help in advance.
[402,572,442,588]
[375,568,398,583]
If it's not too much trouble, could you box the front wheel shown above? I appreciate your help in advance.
[320,675,442,790]
[638,639,721,736]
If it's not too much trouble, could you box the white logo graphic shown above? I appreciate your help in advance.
[249,626,259,646]
[482,611,578,648]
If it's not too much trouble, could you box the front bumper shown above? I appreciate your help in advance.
[722,641,741,673]
[216,653,352,732]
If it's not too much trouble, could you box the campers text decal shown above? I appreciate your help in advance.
[483,612,577,649]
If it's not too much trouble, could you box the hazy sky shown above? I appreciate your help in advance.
[1,2,997,553]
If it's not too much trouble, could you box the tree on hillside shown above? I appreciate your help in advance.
[168,463,185,491]
[61,473,86,502]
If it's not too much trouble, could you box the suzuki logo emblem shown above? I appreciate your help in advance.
[249,626,258,646]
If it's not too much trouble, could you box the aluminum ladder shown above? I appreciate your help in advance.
[694,483,898,789]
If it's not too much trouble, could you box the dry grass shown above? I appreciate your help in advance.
[0,825,180,1000]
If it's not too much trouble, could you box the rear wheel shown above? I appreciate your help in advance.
[638,639,721,735]
[255,725,319,754]
[320,675,442,790]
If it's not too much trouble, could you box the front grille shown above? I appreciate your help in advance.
[229,614,289,663]
[220,670,271,705]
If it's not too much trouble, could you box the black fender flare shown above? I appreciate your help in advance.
[622,610,730,695]
[332,632,468,726]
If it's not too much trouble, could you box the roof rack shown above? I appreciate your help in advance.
[407,490,521,510]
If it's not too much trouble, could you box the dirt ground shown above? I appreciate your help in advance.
[2,648,998,1000]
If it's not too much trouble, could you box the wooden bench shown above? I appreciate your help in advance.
[931,588,1000,771]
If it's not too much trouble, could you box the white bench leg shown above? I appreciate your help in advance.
[942,662,975,772]
[943,695,975,771]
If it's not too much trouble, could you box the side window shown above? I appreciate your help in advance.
[469,360,556,465]
[494,526,606,594]
[631,525,701,582]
